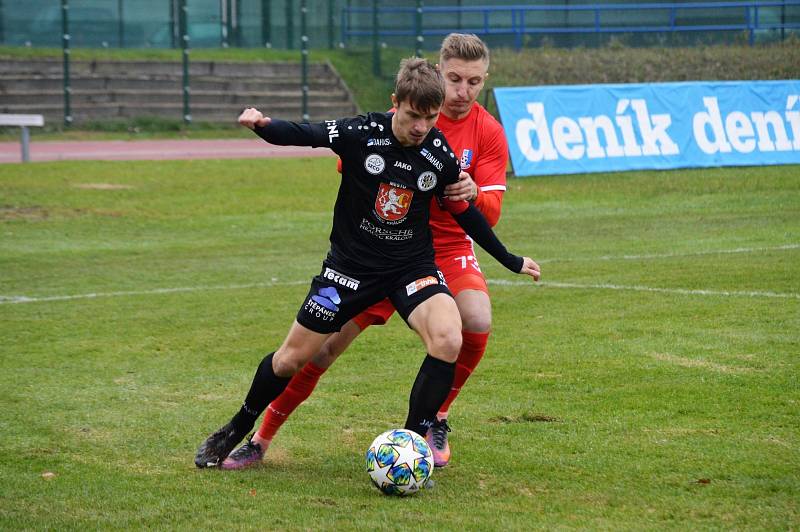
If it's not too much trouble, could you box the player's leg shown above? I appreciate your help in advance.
[440,288,491,415]
[222,300,398,471]
[195,321,330,468]
[223,320,365,469]
[428,250,492,466]
[400,289,463,438]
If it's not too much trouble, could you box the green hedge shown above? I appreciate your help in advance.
[489,40,799,87]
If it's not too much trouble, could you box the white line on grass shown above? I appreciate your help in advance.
[537,243,800,263]
[3,244,797,305]
[2,278,798,305]
[0,281,308,305]
[493,280,800,300]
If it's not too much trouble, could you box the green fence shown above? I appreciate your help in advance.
[2,0,797,51]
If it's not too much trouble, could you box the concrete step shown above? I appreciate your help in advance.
[0,58,358,124]
[0,102,358,123]
[0,59,332,78]
[0,89,351,106]
[0,75,342,92]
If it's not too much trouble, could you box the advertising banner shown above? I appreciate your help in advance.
[495,81,800,176]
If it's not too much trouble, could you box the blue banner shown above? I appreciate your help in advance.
[495,81,800,176]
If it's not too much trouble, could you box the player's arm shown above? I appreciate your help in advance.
[441,198,540,281]
[445,172,504,226]
[239,107,330,148]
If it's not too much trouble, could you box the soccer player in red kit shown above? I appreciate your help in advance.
[221,34,511,470]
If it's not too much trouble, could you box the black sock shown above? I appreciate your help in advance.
[404,354,456,436]
[230,352,290,434]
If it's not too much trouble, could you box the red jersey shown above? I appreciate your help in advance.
[429,102,508,253]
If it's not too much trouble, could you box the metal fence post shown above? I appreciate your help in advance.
[286,0,294,49]
[262,0,272,47]
[0,0,6,44]
[415,0,423,58]
[118,0,125,47]
[222,0,230,48]
[180,0,191,124]
[328,0,335,49]
[372,0,380,76]
[301,0,309,121]
[61,0,72,127]
[235,0,241,47]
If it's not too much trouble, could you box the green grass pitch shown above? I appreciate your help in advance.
[1,158,798,529]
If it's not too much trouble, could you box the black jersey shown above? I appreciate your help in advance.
[256,112,462,273]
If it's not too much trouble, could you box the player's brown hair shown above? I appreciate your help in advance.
[394,57,445,113]
[439,33,490,65]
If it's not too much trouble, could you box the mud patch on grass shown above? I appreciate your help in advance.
[0,205,50,221]
[651,352,757,374]
[490,412,560,424]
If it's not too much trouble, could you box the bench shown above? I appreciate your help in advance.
[0,114,45,163]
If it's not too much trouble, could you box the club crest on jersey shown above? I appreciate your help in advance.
[417,171,437,191]
[364,153,385,175]
[375,182,413,222]
[460,148,473,170]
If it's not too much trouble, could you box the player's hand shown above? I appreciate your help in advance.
[519,257,541,281]
[444,171,478,202]
[238,107,270,130]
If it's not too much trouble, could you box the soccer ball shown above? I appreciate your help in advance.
[365,428,433,496]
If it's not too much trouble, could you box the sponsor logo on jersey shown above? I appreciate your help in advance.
[325,120,339,144]
[417,171,437,191]
[305,286,340,322]
[367,137,391,147]
[437,270,448,286]
[375,182,413,222]
[405,275,439,296]
[323,267,361,290]
[359,218,413,240]
[420,147,443,171]
[460,148,473,170]
[311,286,341,311]
[364,153,385,175]
[393,160,412,172]
[433,138,442,147]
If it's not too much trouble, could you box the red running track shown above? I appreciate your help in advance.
[0,138,334,164]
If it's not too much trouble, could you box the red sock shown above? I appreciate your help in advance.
[256,361,327,441]
[437,330,489,418]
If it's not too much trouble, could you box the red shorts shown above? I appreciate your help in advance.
[352,246,489,329]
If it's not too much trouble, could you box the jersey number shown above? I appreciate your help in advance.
[455,255,482,272]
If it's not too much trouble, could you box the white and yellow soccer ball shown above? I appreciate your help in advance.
[365,428,433,496]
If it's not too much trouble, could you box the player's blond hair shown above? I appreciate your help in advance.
[439,33,490,66]
[394,57,445,112]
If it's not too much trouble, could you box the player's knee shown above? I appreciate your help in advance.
[460,310,492,333]
[313,340,341,368]
[272,350,307,377]
[427,327,462,362]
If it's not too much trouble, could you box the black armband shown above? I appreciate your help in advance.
[452,204,523,273]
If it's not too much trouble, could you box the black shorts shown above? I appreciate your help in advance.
[295,258,451,334]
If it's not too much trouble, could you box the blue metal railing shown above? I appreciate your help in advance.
[342,1,800,49]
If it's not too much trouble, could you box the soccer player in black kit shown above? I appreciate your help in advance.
[195,58,540,471]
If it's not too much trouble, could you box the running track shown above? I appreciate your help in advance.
[0,138,334,164]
